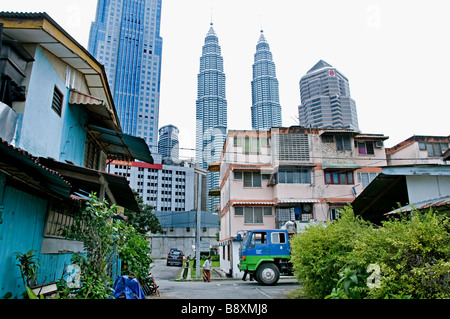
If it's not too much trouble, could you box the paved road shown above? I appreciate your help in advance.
[148,259,300,299]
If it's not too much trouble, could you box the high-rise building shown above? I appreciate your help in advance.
[298,60,359,131]
[195,23,228,211]
[88,0,163,153]
[158,124,179,160]
[251,30,282,130]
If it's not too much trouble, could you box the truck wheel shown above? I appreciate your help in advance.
[256,263,280,285]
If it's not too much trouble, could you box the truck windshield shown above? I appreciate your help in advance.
[241,232,251,250]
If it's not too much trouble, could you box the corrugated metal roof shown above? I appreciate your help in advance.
[87,125,153,164]
[385,196,450,215]
[352,165,450,223]
[37,157,140,212]
[0,138,71,198]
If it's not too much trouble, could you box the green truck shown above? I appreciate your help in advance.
[238,229,294,285]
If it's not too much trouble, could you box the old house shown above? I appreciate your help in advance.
[0,12,152,297]
[210,126,388,278]
[386,135,450,166]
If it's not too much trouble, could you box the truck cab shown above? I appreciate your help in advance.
[238,229,293,285]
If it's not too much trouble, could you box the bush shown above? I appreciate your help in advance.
[290,205,372,298]
[290,206,450,299]
[350,210,450,299]
[62,193,154,299]
[116,222,152,281]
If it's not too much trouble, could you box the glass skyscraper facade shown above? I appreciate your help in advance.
[298,60,359,131]
[195,23,228,211]
[88,0,163,153]
[158,124,179,160]
[251,30,282,130]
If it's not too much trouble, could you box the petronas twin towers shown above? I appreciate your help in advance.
[251,30,283,130]
[196,23,282,210]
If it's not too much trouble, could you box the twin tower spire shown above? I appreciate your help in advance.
[195,22,282,210]
[196,23,282,135]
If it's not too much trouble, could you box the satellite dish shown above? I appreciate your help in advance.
[66,264,81,288]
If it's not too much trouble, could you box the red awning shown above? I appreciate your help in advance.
[69,89,105,106]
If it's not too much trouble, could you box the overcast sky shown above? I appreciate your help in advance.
[3,1,450,159]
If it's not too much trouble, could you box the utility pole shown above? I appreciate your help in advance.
[195,172,202,278]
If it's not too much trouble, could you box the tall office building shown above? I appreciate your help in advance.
[251,30,282,130]
[195,23,228,211]
[298,60,359,131]
[158,124,179,160]
[88,0,163,153]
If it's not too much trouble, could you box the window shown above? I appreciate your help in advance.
[358,142,375,155]
[278,169,311,184]
[357,172,379,187]
[235,206,272,223]
[322,135,334,143]
[249,232,267,248]
[329,208,340,221]
[245,207,263,224]
[419,142,449,157]
[45,201,79,238]
[325,170,354,185]
[243,172,262,187]
[336,135,352,151]
[271,232,286,244]
[276,133,310,161]
[51,86,64,116]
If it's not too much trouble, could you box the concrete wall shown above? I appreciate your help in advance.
[149,227,219,259]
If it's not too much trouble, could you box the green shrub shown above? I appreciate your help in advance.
[350,210,450,299]
[290,205,372,298]
[290,206,450,299]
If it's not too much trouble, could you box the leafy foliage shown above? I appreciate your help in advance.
[15,250,40,288]
[290,205,372,298]
[60,193,156,298]
[63,193,118,299]
[116,222,152,281]
[124,191,162,235]
[350,209,450,299]
[325,267,368,299]
[290,206,450,299]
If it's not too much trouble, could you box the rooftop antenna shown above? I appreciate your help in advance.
[210,7,214,25]
[260,14,263,33]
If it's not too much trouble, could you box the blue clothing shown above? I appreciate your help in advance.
[112,275,146,299]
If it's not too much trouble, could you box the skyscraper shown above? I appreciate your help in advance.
[251,30,282,130]
[298,60,359,131]
[158,124,179,160]
[88,0,163,153]
[195,23,228,211]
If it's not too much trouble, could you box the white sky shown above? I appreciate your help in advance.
[3,1,450,160]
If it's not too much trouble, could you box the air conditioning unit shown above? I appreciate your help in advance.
[375,141,383,148]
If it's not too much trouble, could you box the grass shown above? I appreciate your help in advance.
[187,259,220,279]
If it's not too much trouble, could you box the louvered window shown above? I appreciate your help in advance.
[51,86,64,116]
[275,134,310,161]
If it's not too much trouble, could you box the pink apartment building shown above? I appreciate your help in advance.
[209,126,388,278]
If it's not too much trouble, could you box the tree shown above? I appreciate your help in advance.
[124,191,162,235]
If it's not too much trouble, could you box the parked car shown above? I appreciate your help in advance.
[167,249,184,267]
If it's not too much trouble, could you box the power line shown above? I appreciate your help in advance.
[157,144,448,163]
